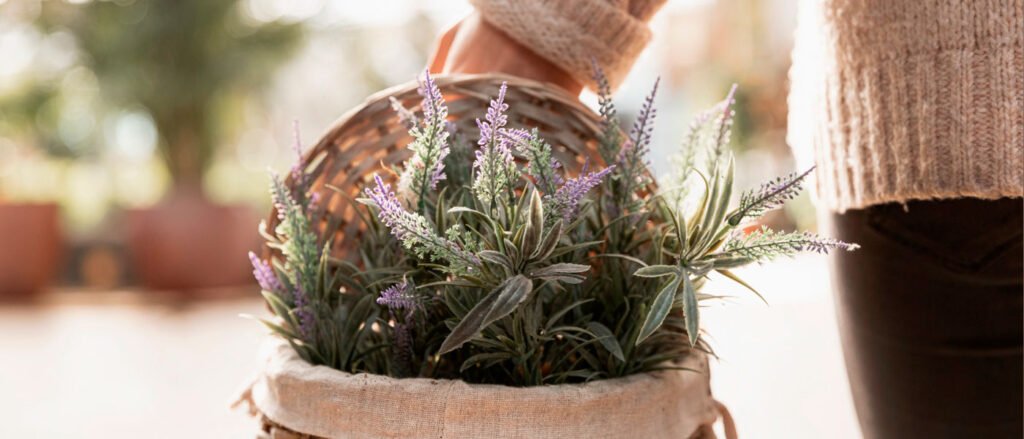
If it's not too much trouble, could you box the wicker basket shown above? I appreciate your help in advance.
[267,73,621,261]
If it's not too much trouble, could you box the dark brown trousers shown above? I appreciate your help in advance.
[825,198,1023,438]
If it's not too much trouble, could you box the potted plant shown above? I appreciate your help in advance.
[50,0,303,292]
[239,72,855,437]
[0,199,61,298]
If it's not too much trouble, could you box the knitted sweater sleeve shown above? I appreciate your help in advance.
[469,0,667,91]
[787,0,1023,211]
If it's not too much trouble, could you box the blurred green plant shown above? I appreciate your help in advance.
[22,0,303,192]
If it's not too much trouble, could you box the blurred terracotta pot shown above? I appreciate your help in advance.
[126,191,259,292]
[0,203,62,297]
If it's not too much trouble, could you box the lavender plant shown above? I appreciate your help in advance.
[252,70,857,386]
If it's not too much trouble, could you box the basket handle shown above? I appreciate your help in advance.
[714,399,738,439]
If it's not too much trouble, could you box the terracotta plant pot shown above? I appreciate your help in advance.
[0,203,62,297]
[125,191,260,292]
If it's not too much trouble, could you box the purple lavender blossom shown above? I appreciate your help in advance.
[799,233,860,253]
[627,77,659,157]
[473,82,513,174]
[428,154,448,189]
[707,84,738,167]
[366,175,408,238]
[270,172,296,220]
[477,82,508,146]
[546,162,615,223]
[728,167,815,225]
[292,273,315,341]
[307,191,322,213]
[290,121,306,187]
[418,70,445,122]
[472,82,518,206]
[364,175,480,271]
[389,96,418,129]
[249,251,284,295]
[614,78,659,211]
[397,70,450,208]
[378,278,418,377]
[377,278,419,312]
[723,226,859,261]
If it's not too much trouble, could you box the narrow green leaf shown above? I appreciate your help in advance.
[438,275,533,354]
[459,352,515,372]
[529,263,590,277]
[633,264,679,278]
[478,250,514,270]
[716,268,768,305]
[636,275,681,344]
[681,274,700,346]
[262,290,297,328]
[531,220,562,261]
[520,189,544,257]
[586,321,625,362]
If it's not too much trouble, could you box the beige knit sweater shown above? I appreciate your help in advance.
[470,0,667,91]
[788,0,1023,211]
[473,0,1023,212]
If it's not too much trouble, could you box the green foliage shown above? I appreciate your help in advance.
[253,75,856,386]
[27,0,303,186]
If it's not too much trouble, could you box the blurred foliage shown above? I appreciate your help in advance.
[18,0,304,189]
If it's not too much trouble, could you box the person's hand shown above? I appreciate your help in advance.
[429,12,583,96]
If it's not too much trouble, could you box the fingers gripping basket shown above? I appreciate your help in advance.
[249,74,735,439]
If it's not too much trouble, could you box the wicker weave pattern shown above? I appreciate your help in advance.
[267,74,615,260]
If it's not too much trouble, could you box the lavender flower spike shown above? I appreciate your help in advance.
[627,76,659,157]
[292,273,316,341]
[397,70,451,209]
[418,70,445,122]
[545,162,615,223]
[290,120,306,187]
[728,166,815,225]
[477,82,508,146]
[472,82,519,206]
[249,251,284,295]
[389,96,418,129]
[364,175,480,272]
[377,277,419,312]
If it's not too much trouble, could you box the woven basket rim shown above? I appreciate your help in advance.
[308,73,589,150]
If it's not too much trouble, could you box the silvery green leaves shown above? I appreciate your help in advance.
[438,274,533,354]
[629,85,857,348]
[471,190,589,283]
[440,190,591,355]
[633,265,700,346]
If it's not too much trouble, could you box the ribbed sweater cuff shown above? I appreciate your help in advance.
[470,0,665,91]
[789,1,1024,212]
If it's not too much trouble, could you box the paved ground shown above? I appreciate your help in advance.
[0,255,860,438]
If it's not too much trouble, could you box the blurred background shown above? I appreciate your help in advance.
[0,0,857,437]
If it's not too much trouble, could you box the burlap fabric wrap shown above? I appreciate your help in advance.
[241,339,725,439]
